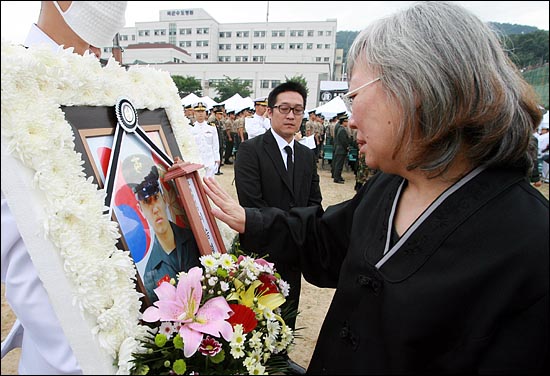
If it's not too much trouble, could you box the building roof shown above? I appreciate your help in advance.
[125,43,191,56]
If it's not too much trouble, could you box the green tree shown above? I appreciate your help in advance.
[285,74,309,97]
[212,75,252,102]
[171,75,202,98]
[503,30,549,69]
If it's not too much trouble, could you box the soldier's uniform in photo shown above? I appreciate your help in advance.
[122,155,202,304]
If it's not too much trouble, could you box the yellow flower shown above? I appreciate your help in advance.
[227,278,285,312]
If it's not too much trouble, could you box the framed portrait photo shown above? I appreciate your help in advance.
[62,101,226,307]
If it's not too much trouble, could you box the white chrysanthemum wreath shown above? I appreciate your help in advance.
[1,40,235,374]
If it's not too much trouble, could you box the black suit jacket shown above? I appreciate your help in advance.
[235,128,322,328]
[235,128,322,210]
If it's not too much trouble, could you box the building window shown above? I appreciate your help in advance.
[196,53,208,60]
[317,44,322,49]
[316,57,322,62]
[307,43,313,49]
[290,30,304,37]
[271,80,281,88]
[138,30,150,37]
[253,56,265,62]
[253,43,265,50]
[196,40,209,47]
[169,23,176,36]
[219,31,232,38]
[271,43,284,50]
[307,30,314,37]
[325,44,331,49]
[326,31,332,36]
[179,28,191,35]
[154,29,166,36]
[261,80,270,88]
[324,57,330,62]
[196,28,209,35]
[254,31,266,37]
[272,30,285,37]
[218,56,231,62]
[318,31,324,36]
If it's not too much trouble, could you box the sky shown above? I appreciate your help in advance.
[1,1,548,45]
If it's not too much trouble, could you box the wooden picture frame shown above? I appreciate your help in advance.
[62,103,226,308]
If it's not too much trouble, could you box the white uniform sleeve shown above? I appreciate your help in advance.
[1,195,82,375]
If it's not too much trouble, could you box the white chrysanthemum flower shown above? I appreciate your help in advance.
[266,320,281,340]
[263,310,276,321]
[218,253,234,270]
[200,254,219,271]
[248,362,266,375]
[230,345,246,359]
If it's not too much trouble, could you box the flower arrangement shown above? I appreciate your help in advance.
[130,252,296,375]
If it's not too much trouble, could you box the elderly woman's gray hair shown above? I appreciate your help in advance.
[347,1,542,177]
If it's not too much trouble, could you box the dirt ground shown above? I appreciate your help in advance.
[2,161,548,374]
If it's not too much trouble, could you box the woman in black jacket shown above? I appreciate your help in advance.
[202,2,549,373]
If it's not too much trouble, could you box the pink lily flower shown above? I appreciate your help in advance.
[142,266,234,357]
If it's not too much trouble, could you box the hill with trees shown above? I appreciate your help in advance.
[336,23,549,107]
[337,23,548,70]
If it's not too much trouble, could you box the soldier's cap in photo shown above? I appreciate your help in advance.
[122,154,160,201]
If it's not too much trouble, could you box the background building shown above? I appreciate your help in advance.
[100,8,339,107]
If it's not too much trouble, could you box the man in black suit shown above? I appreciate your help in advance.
[234,81,322,335]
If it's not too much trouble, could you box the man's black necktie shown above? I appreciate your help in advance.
[284,145,294,189]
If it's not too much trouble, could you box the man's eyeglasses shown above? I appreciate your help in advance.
[342,77,382,113]
[272,105,305,116]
